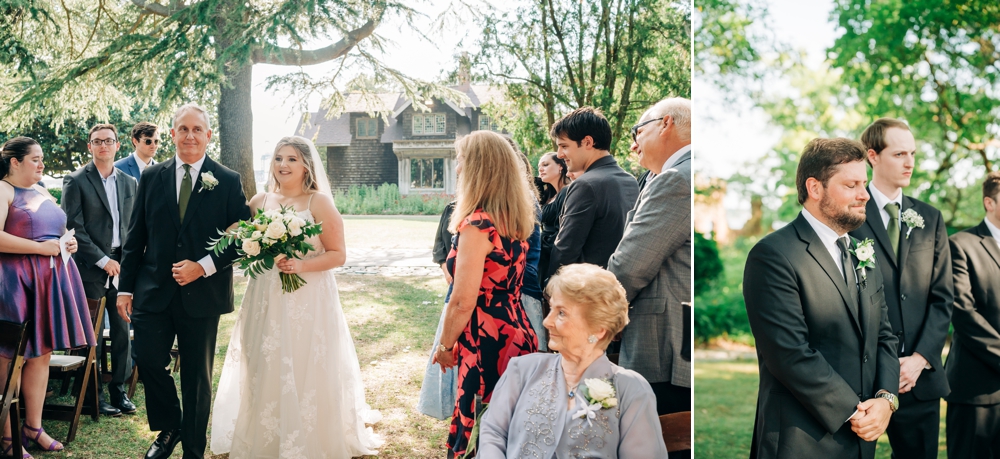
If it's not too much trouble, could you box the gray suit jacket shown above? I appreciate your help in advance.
[61,162,137,284]
[608,151,691,387]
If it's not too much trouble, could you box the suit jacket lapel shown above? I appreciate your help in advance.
[161,158,181,230]
[864,190,897,268]
[85,162,114,218]
[179,157,211,233]
[794,215,862,334]
[115,169,128,236]
[898,196,914,269]
[977,221,1000,270]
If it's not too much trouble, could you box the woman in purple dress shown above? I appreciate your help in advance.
[0,137,92,458]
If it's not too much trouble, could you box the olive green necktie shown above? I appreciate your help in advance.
[179,164,192,221]
[885,202,900,256]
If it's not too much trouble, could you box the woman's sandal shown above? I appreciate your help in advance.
[21,424,62,452]
[1,435,33,459]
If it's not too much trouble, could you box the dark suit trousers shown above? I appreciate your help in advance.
[885,392,939,459]
[81,252,132,401]
[947,402,1000,458]
[133,290,219,459]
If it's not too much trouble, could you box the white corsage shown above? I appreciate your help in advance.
[572,378,618,426]
[850,238,877,280]
[901,209,924,239]
[199,171,219,192]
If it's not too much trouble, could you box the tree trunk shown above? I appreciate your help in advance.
[217,61,257,199]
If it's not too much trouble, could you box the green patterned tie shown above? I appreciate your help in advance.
[885,202,900,256]
[179,164,192,221]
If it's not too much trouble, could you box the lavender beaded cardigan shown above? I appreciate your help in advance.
[478,353,668,458]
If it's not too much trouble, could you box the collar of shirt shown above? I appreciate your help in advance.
[134,152,154,173]
[175,154,207,199]
[661,144,691,173]
[802,208,849,273]
[985,218,1000,247]
[868,184,903,230]
[100,172,117,185]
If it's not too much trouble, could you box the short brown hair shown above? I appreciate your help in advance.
[795,137,867,205]
[131,122,159,141]
[544,263,630,349]
[860,118,910,154]
[984,172,1000,205]
[89,123,118,141]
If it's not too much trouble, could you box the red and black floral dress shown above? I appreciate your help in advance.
[446,210,539,455]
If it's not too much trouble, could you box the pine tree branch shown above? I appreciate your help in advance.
[130,0,185,17]
[251,18,379,66]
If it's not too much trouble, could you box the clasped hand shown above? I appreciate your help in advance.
[172,260,205,286]
[432,346,457,372]
[850,398,892,441]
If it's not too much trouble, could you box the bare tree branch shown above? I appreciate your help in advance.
[252,18,379,66]
[130,0,180,17]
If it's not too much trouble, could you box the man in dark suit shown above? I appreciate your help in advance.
[608,98,692,422]
[848,118,953,458]
[117,104,250,459]
[115,121,160,181]
[547,107,638,279]
[946,171,1000,458]
[62,123,138,417]
[744,138,899,458]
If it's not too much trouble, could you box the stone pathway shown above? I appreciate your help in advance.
[333,247,440,277]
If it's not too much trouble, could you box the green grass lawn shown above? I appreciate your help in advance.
[695,360,947,458]
[34,274,450,459]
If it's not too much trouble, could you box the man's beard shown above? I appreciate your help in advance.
[820,193,866,233]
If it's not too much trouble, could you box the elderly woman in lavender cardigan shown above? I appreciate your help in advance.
[478,263,668,458]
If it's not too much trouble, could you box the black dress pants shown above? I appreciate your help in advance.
[132,290,219,459]
[81,267,131,402]
[884,391,939,459]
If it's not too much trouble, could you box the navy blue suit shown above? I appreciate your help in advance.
[115,154,152,182]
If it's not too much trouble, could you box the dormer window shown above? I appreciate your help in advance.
[413,113,447,135]
[479,115,500,132]
[356,118,378,139]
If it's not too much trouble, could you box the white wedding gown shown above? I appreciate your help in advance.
[211,208,383,458]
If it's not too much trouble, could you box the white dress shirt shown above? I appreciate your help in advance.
[985,218,1000,250]
[868,185,903,231]
[134,152,154,175]
[801,208,850,275]
[95,172,121,269]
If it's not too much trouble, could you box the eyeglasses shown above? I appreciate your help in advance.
[89,138,118,146]
[630,117,665,142]
[139,138,160,146]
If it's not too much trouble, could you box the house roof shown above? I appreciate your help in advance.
[294,108,352,147]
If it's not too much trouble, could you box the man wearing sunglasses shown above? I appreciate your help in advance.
[608,98,692,428]
[116,122,160,181]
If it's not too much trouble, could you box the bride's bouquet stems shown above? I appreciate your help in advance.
[280,272,307,293]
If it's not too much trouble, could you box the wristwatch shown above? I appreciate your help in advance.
[875,390,899,413]
[437,343,453,353]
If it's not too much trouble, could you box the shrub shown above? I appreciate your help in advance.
[333,183,451,215]
[48,188,62,205]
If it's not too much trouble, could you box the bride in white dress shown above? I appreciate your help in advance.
[210,136,382,458]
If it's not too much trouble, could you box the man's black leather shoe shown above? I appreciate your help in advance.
[98,400,122,417]
[110,393,137,414]
[144,429,181,459]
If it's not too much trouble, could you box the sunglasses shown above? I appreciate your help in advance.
[630,117,665,142]
[139,138,160,146]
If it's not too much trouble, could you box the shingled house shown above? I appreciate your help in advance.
[294,84,506,195]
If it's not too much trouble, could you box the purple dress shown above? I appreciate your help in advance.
[0,185,95,359]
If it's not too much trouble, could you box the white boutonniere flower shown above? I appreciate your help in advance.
[900,209,925,239]
[850,238,877,280]
[573,378,618,425]
[199,171,219,192]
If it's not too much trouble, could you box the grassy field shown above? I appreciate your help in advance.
[342,216,439,250]
[695,360,947,458]
[33,273,450,459]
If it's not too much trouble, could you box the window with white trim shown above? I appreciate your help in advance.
[356,118,378,138]
[479,115,500,132]
[413,113,447,135]
[410,158,445,189]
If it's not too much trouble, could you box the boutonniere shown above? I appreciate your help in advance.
[901,209,925,239]
[572,378,618,425]
[850,238,877,280]
[199,171,219,192]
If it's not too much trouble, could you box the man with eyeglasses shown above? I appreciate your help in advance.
[116,122,160,181]
[608,98,692,432]
[62,123,138,417]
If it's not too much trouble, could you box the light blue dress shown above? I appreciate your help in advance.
[479,353,668,458]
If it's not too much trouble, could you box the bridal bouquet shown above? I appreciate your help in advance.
[207,205,322,293]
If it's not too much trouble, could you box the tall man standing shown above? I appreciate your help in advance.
[117,104,250,459]
[547,107,638,280]
[849,118,953,458]
[62,124,138,417]
[946,172,1000,458]
[608,98,692,421]
[115,121,160,181]
[744,138,898,458]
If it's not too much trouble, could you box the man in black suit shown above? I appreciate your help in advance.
[62,123,138,417]
[117,103,251,459]
[849,118,953,458]
[547,107,638,279]
[946,171,1000,458]
[744,138,899,458]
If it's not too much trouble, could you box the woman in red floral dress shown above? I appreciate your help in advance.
[433,131,539,456]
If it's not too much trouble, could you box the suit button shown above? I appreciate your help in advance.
[901,294,907,301]
[177,242,182,248]
[857,393,863,399]
[863,354,869,363]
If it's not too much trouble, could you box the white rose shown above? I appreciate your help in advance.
[251,231,263,241]
[261,237,275,246]
[585,378,614,401]
[241,239,261,257]
[603,397,618,408]
[263,209,281,220]
[264,221,287,239]
[855,245,874,261]
[287,219,304,237]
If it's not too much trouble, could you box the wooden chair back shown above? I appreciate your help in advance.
[0,320,30,456]
[660,411,692,453]
[42,297,105,443]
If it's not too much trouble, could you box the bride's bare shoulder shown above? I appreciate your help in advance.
[248,192,268,212]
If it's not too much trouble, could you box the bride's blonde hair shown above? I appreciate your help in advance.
[449,131,537,240]
[268,136,331,195]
